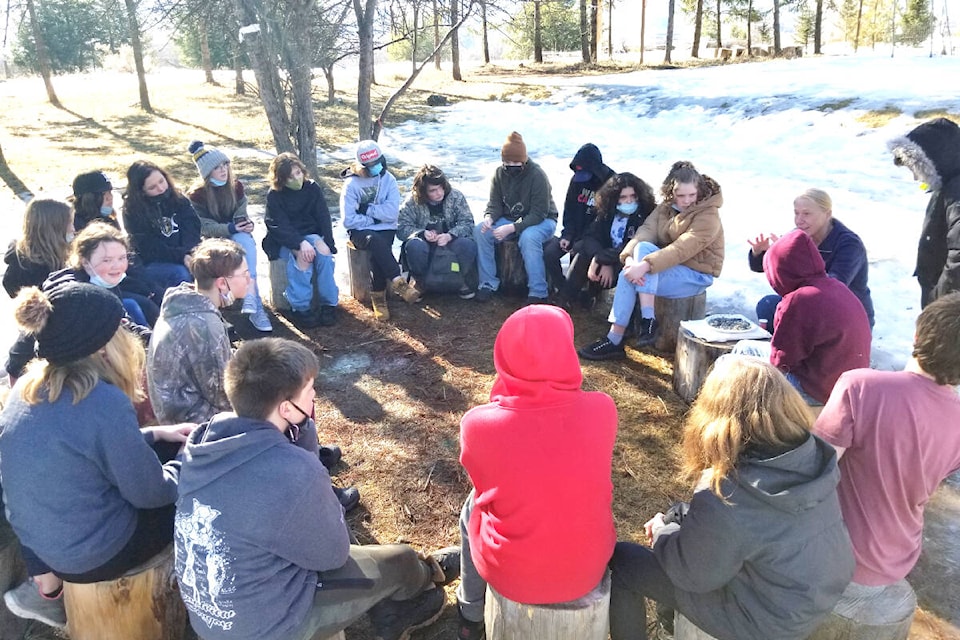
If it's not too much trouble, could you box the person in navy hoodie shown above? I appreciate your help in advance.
[174,338,459,640]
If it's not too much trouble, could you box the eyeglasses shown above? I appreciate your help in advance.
[226,270,251,281]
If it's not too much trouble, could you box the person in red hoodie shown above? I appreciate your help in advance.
[734,229,871,405]
[455,304,617,639]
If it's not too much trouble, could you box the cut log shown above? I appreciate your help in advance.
[655,292,707,353]
[807,580,915,640]
[495,239,527,297]
[268,259,291,310]
[63,545,186,640]
[346,240,372,303]
[484,571,610,640]
[672,326,734,403]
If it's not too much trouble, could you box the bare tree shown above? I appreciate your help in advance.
[665,0,676,63]
[533,0,543,62]
[854,0,864,51]
[814,0,823,52]
[354,0,376,139]
[451,0,462,79]
[200,14,216,83]
[480,0,490,62]
[606,0,612,57]
[773,0,781,53]
[691,0,704,56]
[432,0,441,68]
[640,0,647,63]
[579,0,590,61]
[233,37,245,94]
[24,0,60,106]
[124,0,152,112]
[590,0,597,59]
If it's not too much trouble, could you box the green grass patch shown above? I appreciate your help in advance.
[815,98,856,112]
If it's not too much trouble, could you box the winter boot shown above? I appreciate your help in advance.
[371,290,390,321]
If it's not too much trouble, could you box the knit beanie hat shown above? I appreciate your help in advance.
[356,140,383,167]
[189,141,230,180]
[72,171,112,198]
[501,132,528,163]
[15,282,124,365]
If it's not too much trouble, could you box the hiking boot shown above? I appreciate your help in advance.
[248,307,273,332]
[456,610,485,640]
[317,305,337,327]
[370,587,445,640]
[424,546,461,586]
[318,445,342,469]
[4,580,67,629]
[371,290,390,321]
[333,486,361,512]
[578,337,626,361]
[458,285,476,300]
[474,287,494,303]
[635,317,659,348]
[392,278,422,304]
[289,308,321,329]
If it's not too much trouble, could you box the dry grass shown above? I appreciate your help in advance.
[856,105,904,128]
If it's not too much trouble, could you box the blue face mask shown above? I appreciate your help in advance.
[100,206,113,216]
[367,162,383,177]
[210,177,227,187]
[617,202,639,215]
[88,272,125,289]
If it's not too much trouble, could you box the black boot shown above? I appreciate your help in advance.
[635,317,659,348]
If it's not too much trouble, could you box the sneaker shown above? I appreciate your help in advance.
[392,278,422,304]
[636,317,659,348]
[317,305,337,327]
[289,308,321,329]
[248,307,273,332]
[578,337,626,361]
[370,587,445,640]
[474,287,494,303]
[333,486,361,512]
[241,292,258,315]
[4,580,67,629]
[458,285,476,300]
[457,610,485,640]
[318,445,342,469]
[426,546,461,586]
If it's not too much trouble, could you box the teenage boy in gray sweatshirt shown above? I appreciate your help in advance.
[173,338,459,640]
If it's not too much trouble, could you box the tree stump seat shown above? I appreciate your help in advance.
[495,239,528,297]
[346,240,372,303]
[807,580,915,640]
[654,292,707,353]
[268,258,291,311]
[484,571,611,640]
[63,545,186,640]
[672,326,735,403]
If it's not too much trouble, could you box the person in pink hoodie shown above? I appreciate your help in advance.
[455,305,618,640]
[734,229,871,404]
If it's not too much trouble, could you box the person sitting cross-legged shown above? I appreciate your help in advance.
[174,337,460,640]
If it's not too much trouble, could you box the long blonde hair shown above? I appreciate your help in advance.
[682,356,811,498]
[16,199,72,270]
[19,326,145,406]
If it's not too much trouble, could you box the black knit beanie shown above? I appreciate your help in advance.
[21,282,124,365]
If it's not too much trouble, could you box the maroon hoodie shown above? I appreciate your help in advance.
[460,305,617,604]
[763,229,871,403]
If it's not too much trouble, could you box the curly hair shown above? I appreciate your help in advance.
[269,152,308,191]
[913,292,960,385]
[659,161,710,203]
[411,165,452,205]
[593,172,657,221]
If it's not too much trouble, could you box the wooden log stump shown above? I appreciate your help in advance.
[0,526,30,639]
[63,545,186,640]
[807,580,915,640]
[720,48,733,60]
[346,240,372,303]
[654,292,707,353]
[484,571,610,640]
[673,326,735,403]
[268,259,291,311]
[495,239,528,297]
[675,612,720,640]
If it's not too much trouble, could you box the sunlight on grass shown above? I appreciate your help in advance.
[913,109,960,125]
[857,105,903,128]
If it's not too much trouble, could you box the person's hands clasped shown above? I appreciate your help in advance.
[480,216,494,233]
[623,259,650,286]
[492,223,516,241]
[748,232,779,256]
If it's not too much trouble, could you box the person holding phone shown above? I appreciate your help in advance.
[187,141,272,332]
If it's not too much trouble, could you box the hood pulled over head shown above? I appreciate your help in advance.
[763,228,826,296]
[490,305,582,405]
[887,117,960,191]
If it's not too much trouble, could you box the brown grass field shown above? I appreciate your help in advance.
[0,60,957,640]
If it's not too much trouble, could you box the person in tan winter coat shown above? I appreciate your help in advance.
[579,161,724,360]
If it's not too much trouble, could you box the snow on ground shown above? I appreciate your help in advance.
[360,51,960,371]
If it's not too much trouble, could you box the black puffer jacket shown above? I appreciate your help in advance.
[888,117,960,306]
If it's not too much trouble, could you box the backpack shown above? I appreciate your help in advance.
[419,244,465,294]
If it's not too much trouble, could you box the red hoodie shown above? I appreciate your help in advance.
[763,229,872,403]
[460,305,617,604]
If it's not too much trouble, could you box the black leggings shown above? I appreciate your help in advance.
[349,229,400,291]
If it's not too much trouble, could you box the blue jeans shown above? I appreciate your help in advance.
[756,294,781,329]
[404,236,478,281]
[142,262,192,294]
[122,298,149,326]
[456,491,486,623]
[609,242,714,327]
[231,231,259,283]
[475,217,557,298]
[279,234,339,312]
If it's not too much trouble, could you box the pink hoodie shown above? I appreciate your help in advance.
[460,305,617,604]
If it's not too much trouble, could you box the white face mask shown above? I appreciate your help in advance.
[66,232,76,243]
[88,272,126,289]
[220,287,235,308]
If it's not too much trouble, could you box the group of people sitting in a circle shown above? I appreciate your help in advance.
[0,118,957,640]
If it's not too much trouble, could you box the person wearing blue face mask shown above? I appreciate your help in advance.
[188,141,272,333]
[559,172,656,309]
[340,140,415,322]
[71,171,120,232]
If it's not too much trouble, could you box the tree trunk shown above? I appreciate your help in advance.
[124,0,152,112]
[481,0,490,63]
[322,65,336,103]
[283,16,319,179]
[716,0,721,50]
[355,0,377,139]
[747,0,753,53]
[589,0,598,60]
[25,0,60,107]
[854,0,864,51]
[411,3,419,74]
[200,15,216,84]
[607,0,612,57]
[579,0,590,62]
[814,0,823,52]
[773,0,782,54]
[533,0,543,62]
[233,38,244,95]
[640,0,646,63]
[665,0,676,63]
[433,0,441,69]
[451,0,462,79]
[692,0,703,57]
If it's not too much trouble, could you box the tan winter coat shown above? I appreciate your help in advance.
[619,176,724,277]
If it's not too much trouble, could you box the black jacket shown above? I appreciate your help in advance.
[2,242,56,298]
[263,181,337,261]
[560,144,615,243]
[122,193,202,266]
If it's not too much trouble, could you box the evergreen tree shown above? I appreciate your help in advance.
[14,0,128,73]
[509,0,581,57]
[900,0,933,44]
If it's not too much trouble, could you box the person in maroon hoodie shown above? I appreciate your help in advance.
[734,229,871,405]
[455,304,618,639]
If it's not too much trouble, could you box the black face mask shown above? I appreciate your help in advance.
[146,189,170,205]
[503,165,524,177]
